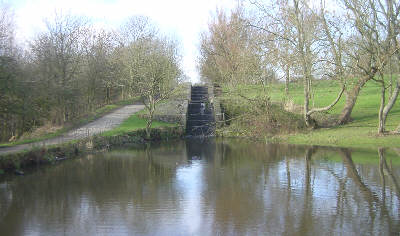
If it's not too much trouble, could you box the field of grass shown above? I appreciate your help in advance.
[220,79,400,149]
[101,114,176,137]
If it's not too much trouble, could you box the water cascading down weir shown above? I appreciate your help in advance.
[186,86,216,136]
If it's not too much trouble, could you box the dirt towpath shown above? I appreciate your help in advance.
[0,105,145,155]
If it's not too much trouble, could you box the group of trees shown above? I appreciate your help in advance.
[199,9,268,87]
[199,0,400,134]
[0,4,181,142]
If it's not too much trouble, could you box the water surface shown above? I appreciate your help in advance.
[0,138,399,235]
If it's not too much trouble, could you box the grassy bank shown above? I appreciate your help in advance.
[0,98,139,148]
[218,80,400,149]
[0,98,183,173]
[101,114,177,136]
[0,126,184,174]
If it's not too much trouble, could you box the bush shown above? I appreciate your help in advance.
[219,95,305,137]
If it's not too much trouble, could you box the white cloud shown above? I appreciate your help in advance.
[10,0,237,83]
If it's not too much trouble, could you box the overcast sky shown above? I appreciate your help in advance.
[5,0,238,83]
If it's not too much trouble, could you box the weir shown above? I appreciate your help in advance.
[185,86,215,136]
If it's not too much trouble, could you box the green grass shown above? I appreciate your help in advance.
[101,114,176,137]
[0,98,139,148]
[221,79,400,148]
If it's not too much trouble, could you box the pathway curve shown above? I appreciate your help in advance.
[0,105,145,155]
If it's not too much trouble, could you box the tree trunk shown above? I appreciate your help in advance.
[63,105,68,123]
[378,84,386,134]
[2,116,7,142]
[379,78,400,134]
[145,98,155,139]
[285,64,290,96]
[337,76,371,125]
[105,86,110,105]
[20,112,26,139]
[146,114,153,139]
[337,92,357,125]
[303,75,311,127]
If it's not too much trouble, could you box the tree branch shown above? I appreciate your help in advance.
[307,84,345,115]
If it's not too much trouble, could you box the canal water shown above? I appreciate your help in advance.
[0,138,399,235]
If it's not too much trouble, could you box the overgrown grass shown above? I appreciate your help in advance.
[101,114,176,137]
[219,79,400,148]
[0,98,139,148]
[218,89,305,137]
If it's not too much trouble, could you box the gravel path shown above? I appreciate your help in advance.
[0,105,145,155]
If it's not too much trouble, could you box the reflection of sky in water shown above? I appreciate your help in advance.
[0,139,399,235]
[176,161,204,234]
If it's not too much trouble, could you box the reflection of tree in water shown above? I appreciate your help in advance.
[379,148,400,197]
[0,141,187,235]
[297,147,316,235]
[198,140,308,235]
[279,146,400,235]
[339,148,400,235]
[0,182,19,235]
[1,140,400,235]
[199,140,268,234]
[186,140,400,235]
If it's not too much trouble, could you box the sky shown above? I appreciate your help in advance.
[4,0,238,83]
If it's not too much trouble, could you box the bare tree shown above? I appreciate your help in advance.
[340,0,400,133]
[318,3,349,120]
[83,29,121,108]
[249,0,345,127]
[374,0,400,134]
[0,3,14,56]
[0,3,20,141]
[199,7,266,88]
[30,13,89,124]
[123,36,181,138]
[265,0,297,95]
[118,15,157,46]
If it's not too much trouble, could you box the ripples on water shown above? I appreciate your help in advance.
[0,138,399,235]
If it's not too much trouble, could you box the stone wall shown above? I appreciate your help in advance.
[140,83,190,126]
[209,83,224,127]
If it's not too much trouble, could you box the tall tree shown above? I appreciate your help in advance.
[123,37,181,138]
[340,0,400,133]
[199,7,266,88]
[373,0,400,134]
[0,3,21,141]
[250,0,345,127]
[83,30,121,109]
[30,13,89,124]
